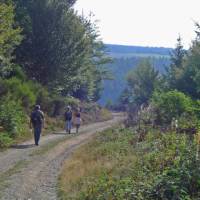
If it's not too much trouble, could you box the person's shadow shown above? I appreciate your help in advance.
[11,144,35,149]
[53,132,68,135]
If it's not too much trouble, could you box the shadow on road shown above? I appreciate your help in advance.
[11,144,36,149]
[52,132,68,135]
[53,131,76,135]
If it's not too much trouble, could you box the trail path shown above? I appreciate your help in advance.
[0,113,124,200]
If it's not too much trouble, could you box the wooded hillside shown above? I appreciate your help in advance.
[99,45,171,105]
[0,0,110,147]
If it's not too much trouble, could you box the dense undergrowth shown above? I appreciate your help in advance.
[58,127,200,200]
[0,0,112,149]
[0,77,111,148]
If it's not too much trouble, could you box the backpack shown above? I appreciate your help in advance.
[65,111,72,121]
[31,110,43,125]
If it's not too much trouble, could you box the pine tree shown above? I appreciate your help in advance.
[14,0,111,101]
[165,36,186,89]
[127,59,159,105]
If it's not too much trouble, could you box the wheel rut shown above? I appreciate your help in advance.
[0,114,124,200]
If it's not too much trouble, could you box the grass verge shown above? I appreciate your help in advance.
[57,126,135,200]
[58,127,200,200]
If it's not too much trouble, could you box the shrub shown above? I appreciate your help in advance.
[65,96,80,108]
[0,133,13,148]
[0,97,26,138]
[0,78,37,109]
[178,113,200,134]
[99,108,113,121]
[149,143,200,199]
[50,96,66,117]
[35,85,52,114]
[7,65,27,81]
[62,128,200,200]
[49,96,80,117]
[151,90,195,125]
[132,132,200,199]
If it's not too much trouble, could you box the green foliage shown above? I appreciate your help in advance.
[123,23,200,128]
[136,132,200,200]
[165,36,186,90]
[151,90,195,125]
[0,1,22,77]
[7,64,27,80]
[181,29,200,99]
[0,0,111,148]
[64,96,80,108]
[50,96,80,117]
[105,99,113,110]
[0,78,37,108]
[100,54,170,106]
[149,143,200,200]
[0,133,13,148]
[164,24,200,100]
[0,97,25,138]
[63,128,200,200]
[178,112,200,131]
[14,0,110,101]
[127,59,159,105]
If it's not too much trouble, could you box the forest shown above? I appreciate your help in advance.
[100,55,170,105]
[59,33,200,199]
[0,0,110,147]
[105,44,172,57]
[2,0,200,199]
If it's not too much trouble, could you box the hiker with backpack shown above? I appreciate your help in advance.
[30,105,45,146]
[64,106,73,134]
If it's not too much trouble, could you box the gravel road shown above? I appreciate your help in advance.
[0,113,124,200]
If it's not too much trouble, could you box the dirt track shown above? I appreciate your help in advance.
[0,113,125,200]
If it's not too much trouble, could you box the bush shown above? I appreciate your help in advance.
[35,85,52,114]
[0,97,26,138]
[62,128,200,200]
[178,113,200,134]
[7,65,27,81]
[151,90,195,125]
[0,133,13,148]
[49,96,80,117]
[0,78,37,109]
[99,108,113,121]
[136,132,200,200]
[149,143,200,199]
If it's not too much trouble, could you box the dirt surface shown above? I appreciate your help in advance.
[0,113,125,200]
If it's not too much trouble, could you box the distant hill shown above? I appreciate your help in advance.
[105,44,172,58]
[99,44,172,106]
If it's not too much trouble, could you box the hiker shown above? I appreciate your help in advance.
[30,105,45,146]
[74,108,81,134]
[64,106,73,134]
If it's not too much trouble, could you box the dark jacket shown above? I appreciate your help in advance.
[31,110,44,127]
[65,111,72,121]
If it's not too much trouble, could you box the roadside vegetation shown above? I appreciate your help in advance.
[0,0,111,148]
[2,0,200,198]
[58,26,200,199]
[58,127,200,200]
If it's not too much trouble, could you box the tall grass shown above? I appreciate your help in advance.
[58,127,200,200]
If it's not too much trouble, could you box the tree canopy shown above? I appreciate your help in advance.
[0,1,22,77]
[3,0,111,101]
[126,59,159,105]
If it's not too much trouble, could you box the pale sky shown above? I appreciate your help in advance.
[74,0,200,49]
